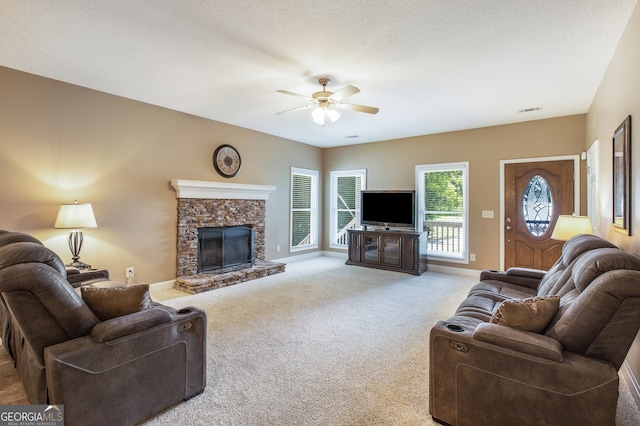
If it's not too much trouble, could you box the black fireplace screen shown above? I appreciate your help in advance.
[197,225,255,273]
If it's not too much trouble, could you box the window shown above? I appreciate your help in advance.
[290,167,319,252]
[330,169,366,248]
[522,174,553,237]
[416,162,469,263]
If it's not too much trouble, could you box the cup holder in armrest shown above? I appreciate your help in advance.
[176,308,193,315]
[446,324,464,332]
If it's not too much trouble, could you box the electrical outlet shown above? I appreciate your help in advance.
[470,254,476,262]
[276,245,281,252]
[126,267,135,278]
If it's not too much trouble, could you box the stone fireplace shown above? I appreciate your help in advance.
[171,179,285,294]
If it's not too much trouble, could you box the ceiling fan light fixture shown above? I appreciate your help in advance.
[312,107,325,125]
[311,107,340,125]
[277,77,376,122]
[327,108,340,123]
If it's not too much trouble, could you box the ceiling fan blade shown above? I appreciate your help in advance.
[329,85,360,102]
[337,103,379,114]
[276,89,313,101]
[276,105,313,115]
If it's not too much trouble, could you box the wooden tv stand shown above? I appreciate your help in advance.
[346,229,427,275]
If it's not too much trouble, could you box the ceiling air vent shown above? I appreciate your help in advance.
[518,106,542,113]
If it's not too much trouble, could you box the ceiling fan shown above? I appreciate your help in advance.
[276,78,379,125]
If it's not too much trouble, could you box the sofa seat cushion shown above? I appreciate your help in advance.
[81,284,154,321]
[468,280,537,299]
[490,296,560,333]
[455,294,509,321]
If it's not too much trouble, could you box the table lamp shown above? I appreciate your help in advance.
[54,200,98,269]
[550,215,593,241]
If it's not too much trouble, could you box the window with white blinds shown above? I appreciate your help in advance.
[330,169,366,248]
[290,167,318,251]
[415,162,469,263]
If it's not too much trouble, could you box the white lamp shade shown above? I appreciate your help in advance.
[550,215,592,241]
[54,203,98,229]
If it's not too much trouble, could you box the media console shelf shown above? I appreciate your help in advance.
[346,229,427,275]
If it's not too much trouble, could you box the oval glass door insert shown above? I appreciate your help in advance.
[522,175,553,237]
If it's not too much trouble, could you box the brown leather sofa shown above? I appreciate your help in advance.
[0,230,207,426]
[430,234,640,425]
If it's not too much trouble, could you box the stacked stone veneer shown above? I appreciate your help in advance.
[175,198,284,294]
[177,198,269,276]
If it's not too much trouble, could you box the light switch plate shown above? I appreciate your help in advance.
[481,210,494,219]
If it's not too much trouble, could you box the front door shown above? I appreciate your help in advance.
[504,160,574,270]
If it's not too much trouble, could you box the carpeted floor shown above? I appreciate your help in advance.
[142,256,640,425]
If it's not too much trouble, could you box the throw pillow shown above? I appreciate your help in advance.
[82,284,153,321]
[490,295,560,333]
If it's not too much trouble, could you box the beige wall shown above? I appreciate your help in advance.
[586,1,640,392]
[587,2,640,250]
[0,65,589,281]
[0,66,322,283]
[323,115,587,271]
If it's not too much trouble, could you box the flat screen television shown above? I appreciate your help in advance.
[360,190,416,229]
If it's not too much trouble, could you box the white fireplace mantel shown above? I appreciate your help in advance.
[171,179,276,200]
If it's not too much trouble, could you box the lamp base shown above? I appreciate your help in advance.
[67,230,91,270]
[66,260,92,270]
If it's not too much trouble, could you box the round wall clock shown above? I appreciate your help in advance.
[213,144,242,178]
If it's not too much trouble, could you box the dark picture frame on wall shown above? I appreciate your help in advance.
[613,115,632,235]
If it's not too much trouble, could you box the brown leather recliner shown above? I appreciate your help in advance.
[0,230,47,360]
[430,234,640,425]
[0,231,206,426]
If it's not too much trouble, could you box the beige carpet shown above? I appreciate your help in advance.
[144,256,640,426]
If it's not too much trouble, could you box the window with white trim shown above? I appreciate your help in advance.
[290,167,319,252]
[416,162,469,263]
[330,169,366,248]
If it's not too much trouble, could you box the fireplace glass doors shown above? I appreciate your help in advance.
[197,225,255,273]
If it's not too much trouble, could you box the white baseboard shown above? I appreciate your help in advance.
[149,279,176,291]
[427,264,482,278]
[271,250,341,263]
[273,250,481,278]
[320,250,349,260]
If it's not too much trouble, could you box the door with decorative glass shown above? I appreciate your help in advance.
[504,160,574,270]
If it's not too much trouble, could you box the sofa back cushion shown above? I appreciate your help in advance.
[544,248,640,369]
[0,257,100,340]
[0,231,42,248]
[0,242,66,275]
[572,248,640,292]
[536,235,617,298]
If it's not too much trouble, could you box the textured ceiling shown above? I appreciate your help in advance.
[0,0,637,148]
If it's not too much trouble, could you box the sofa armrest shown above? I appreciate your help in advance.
[44,306,206,426]
[506,267,546,280]
[91,308,172,342]
[66,268,110,288]
[479,268,543,290]
[472,322,563,362]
